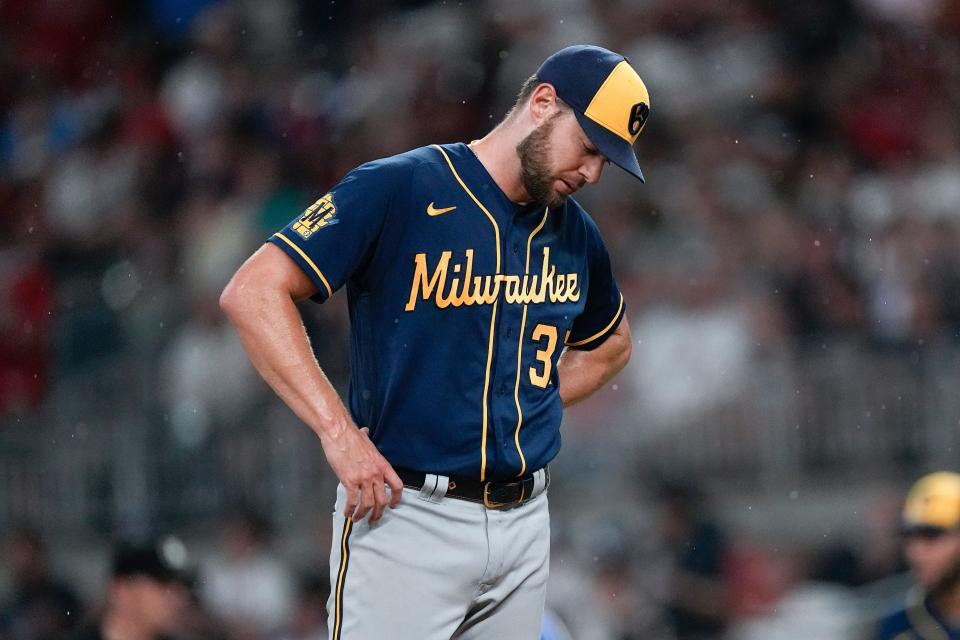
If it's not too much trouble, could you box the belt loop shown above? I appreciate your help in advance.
[532,468,547,498]
[418,473,449,503]
[418,474,439,502]
[431,474,449,502]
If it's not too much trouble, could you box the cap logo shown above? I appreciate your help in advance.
[583,60,650,144]
[628,102,649,136]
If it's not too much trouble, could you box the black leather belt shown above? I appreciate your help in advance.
[396,467,549,510]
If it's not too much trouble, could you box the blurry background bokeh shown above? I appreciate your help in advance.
[3,0,960,638]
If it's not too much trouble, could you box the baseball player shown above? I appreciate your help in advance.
[876,471,960,640]
[220,44,649,639]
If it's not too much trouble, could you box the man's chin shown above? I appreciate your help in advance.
[546,196,566,208]
[545,189,569,208]
[528,187,566,209]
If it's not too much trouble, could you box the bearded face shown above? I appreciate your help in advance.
[516,111,566,208]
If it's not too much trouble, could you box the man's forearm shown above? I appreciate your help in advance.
[220,268,352,440]
[557,318,632,407]
[221,244,403,523]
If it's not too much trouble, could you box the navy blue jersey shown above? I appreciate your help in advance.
[268,143,624,481]
[876,593,960,640]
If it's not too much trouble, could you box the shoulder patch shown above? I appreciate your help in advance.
[293,193,339,239]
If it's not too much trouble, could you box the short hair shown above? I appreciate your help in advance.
[513,74,541,112]
[506,74,571,120]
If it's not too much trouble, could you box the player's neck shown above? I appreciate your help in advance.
[468,121,533,205]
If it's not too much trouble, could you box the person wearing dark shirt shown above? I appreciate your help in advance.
[660,483,731,640]
[877,472,960,640]
[0,527,81,640]
[71,539,191,640]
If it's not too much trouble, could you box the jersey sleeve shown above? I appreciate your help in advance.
[565,216,625,351]
[873,610,909,640]
[266,158,406,303]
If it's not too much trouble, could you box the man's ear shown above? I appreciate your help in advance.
[528,83,559,125]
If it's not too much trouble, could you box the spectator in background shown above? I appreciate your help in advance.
[71,538,191,640]
[876,471,960,640]
[0,198,53,416]
[160,294,260,449]
[659,483,732,640]
[0,527,81,640]
[274,572,329,640]
[201,510,294,639]
[727,545,862,640]
[545,524,675,640]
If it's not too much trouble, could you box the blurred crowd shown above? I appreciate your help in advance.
[4,0,960,426]
[1,513,329,640]
[0,482,920,639]
[4,0,960,638]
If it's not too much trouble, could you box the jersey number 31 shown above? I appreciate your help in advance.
[529,324,558,388]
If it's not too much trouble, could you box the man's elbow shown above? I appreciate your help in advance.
[610,317,633,374]
[612,334,632,374]
[219,272,247,322]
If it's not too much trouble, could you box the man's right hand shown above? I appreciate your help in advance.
[320,425,403,523]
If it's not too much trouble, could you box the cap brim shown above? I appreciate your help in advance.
[574,110,645,183]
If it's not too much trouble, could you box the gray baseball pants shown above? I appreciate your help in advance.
[326,474,550,639]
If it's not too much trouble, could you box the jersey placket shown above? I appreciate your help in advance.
[486,211,533,480]
[511,207,550,478]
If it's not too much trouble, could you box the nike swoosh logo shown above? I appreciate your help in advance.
[427,202,457,216]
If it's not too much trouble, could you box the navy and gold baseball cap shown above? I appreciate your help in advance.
[902,471,960,536]
[537,45,651,182]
